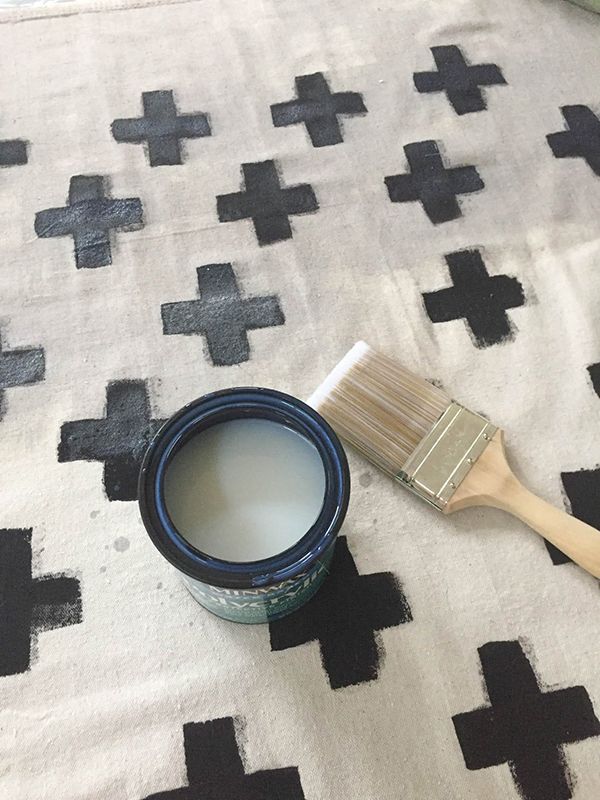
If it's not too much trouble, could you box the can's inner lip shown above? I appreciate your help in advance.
[138,388,350,590]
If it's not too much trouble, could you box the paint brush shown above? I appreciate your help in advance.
[309,341,600,578]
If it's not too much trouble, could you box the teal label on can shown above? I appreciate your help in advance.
[183,545,334,623]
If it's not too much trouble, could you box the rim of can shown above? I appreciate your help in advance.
[138,387,350,589]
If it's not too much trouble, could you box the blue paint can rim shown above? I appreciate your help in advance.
[138,387,350,590]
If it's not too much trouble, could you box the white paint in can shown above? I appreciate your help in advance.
[163,418,326,562]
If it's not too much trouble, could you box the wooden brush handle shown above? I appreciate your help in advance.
[447,431,600,579]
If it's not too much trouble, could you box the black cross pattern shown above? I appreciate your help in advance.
[0,529,82,677]
[161,263,284,366]
[269,536,411,690]
[547,105,600,176]
[384,140,484,224]
[0,331,45,419]
[58,380,165,501]
[414,45,506,115]
[270,71,367,147]
[423,249,525,348]
[547,365,600,564]
[143,717,306,799]
[0,135,27,168]
[546,468,600,566]
[588,362,600,398]
[216,160,318,245]
[34,175,144,269]
[543,369,600,566]
[562,469,600,532]
[111,90,211,167]
[453,640,600,800]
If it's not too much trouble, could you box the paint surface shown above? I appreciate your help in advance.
[164,419,326,562]
[161,262,284,366]
[216,159,318,245]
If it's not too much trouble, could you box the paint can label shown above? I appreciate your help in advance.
[182,544,334,624]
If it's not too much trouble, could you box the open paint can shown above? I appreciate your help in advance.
[138,388,350,623]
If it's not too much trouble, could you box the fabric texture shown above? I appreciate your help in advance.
[1,0,600,797]
[568,0,600,14]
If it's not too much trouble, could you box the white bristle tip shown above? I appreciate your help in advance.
[308,341,371,410]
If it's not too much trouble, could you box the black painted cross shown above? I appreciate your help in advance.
[588,362,600,398]
[384,140,484,224]
[423,249,525,348]
[414,45,506,115]
[0,529,82,677]
[161,263,284,366]
[270,71,367,147]
[269,536,411,689]
[547,105,600,176]
[144,717,306,799]
[546,468,600,566]
[453,640,600,800]
[34,175,143,269]
[216,160,318,245]
[58,380,165,501]
[0,136,27,168]
[561,368,600,570]
[111,90,211,167]
[0,332,45,419]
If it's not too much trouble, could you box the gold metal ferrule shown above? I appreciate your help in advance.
[397,402,497,510]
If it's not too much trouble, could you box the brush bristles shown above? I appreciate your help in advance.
[309,342,450,477]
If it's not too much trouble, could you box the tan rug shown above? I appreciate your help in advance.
[1,0,599,797]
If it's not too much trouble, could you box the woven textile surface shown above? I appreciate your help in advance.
[1,0,600,797]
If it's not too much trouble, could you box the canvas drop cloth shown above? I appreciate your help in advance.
[1,0,600,797]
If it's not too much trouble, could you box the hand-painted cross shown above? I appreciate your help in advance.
[58,380,165,501]
[0,331,45,419]
[216,160,318,245]
[385,140,483,224]
[545,366,600,565]
[453,640,600,800]
[0,136,27,167]
[547,105,600,176]
[143,717,306,799]
[34,175,143,269]
[162,263,284,366]
[588,362,600,398]
[112,90,211,167]
[423,249,525,348]
[0,529,82,677]
[546,467,600,566]
[414,45,506,115]
[270,71,367,147]
[269,536,411,689]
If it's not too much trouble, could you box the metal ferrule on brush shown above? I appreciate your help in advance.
[398,402,497,510]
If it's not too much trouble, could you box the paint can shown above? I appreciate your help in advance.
[138,388,350,623]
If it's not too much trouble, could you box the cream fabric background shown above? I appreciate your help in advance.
[1,0,599,797]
